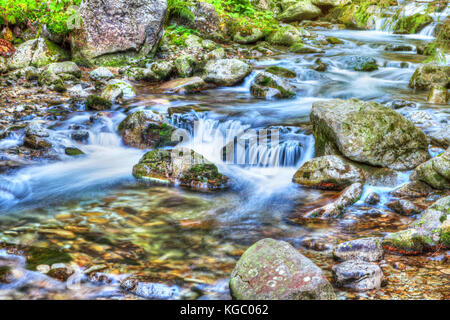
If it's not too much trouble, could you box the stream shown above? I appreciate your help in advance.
[0,14,449,299]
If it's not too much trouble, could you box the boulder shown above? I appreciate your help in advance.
[427,86,448,104]
[409,64,450,90]
[250,71,296,99]
[265,66,296,78]
[38,62,82,86]
[311,99,430,170]
[268,26,301,46]
[173,1,221,36]
[132,148,229,191]
[413,148,450,190]
[289,43,324,53]
[85,95,113,111]
[332,260,384,291]
[428,126,450,149]
[312,0,350,8]
[203,59,252,86]
[174,55,196,78]
[365,192,380,205]
[234,28,265,44]
[158,77,207,94]
[293,155,364,190]
[70,0,167,64]
[125,67,159,81]
[89,67,114,81]
[278,1,322,22]
[101,79,136,102]
[229,238,336,300]
[7,38,69,70]
[386,199,422,216]
[333,238,383,262]
[118,110,175,149]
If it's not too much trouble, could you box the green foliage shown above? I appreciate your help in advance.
[166,24,200,46]
[0,0,81,35]
[167,0,195,21]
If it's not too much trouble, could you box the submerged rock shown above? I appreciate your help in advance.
[333,238,383,262]
[311,99,430,170]
[409,64,450,90]
[341,56,378,72]
[413,148,450,190]
[120,278,179,299]
[250,71,296,99]
[118,110,175,149]
[293,155,364,190]
[289,43,323,54]
[229,238,336,300]
[203,59,252,87]
[132,148,229,191]
[332,260,384,291]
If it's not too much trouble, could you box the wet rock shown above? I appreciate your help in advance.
[120,278,180,299]
[278,1,322,23]
[158,77,207,94]
[385,44,414,52]
[38,61,81,86]
[148,60,174,80]
[118,110,175,149]
[389,100,416,109]
[47,264,74,282]
[393,13,433,34]
[205,47,226,61]
[333,238,383,262]
[390,181,434,199]
[234,28,265,44]
[313,58,327,72]
[203,59,252,87]
[427,85,448,104]
[409,64,450,90]
[89,67,114,81]
[101,79,136,102]
[428,126,450,149]
[125,67,159,81]
[265,66,296,78]
[132,148,229,191]
[250,71,296,99]
[326,36,344,44]
[70,0,167,65]
[71,130,90,142]
[229,238,336,300]
[383,196,450,254]
[290,43,324,54]
[386,199,422,216]
[268,26,301,46]
[341,56,378,72]
[85,95,112,111]
[65,147,84,156]
[312,0,350,8]
[293,155,364,190]
[25,122,49,138]
[413,148,450,190]
[365,192,380,205]
[306,182,363,218]
[174,55,196,78]
[23,135,52,150]
[7,38,69,70]
[311,99,430,170]
[332,260,384,291]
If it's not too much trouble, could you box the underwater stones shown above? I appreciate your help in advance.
[385,44,414,52]
[409,64,450,90]
[311,99,430,170]
[305,182,363,218]
[101,79,136,102]
[158,77,207,94]
[132,148,229,191]
[386,199,422,216]
[85,95,112,111]
[118,110,175,149]
[268,26,301,46]
[341,55,378,71]
[70,0,167,63]
[333,238,383,262]
[229,238,336,300]
[293,155,364,190]
[234,28,265,44]
[393,13,433,34]
[427,85,448,104]
[326,36,344,45]
[332,260,384,291]
[413,148,450,190]
[89,67,114,81]
[277,1,322,23]
[383,196,450,254]
[250,71,296,99]
[65,147,84,156]
[7,38,69,71]
[120,278,180,299]
[203,59,252,87]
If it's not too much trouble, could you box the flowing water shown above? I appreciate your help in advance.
[0,21,449,299]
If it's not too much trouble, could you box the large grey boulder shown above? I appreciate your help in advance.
[203,59,252,87]
[293,155,364,190]
[413,148,449,190]
[277,1,322,22]
[409,64,450,90]
[311,99,430,170]
[230,238,336,300]
[70,0,167,64]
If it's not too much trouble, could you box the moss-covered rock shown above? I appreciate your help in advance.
[409,64,450,90]
[265,66,297,78]
[289,42,324,53]
[65,147,84,156]
[268,26,301,46]
[132,148,229,191]
[293,155,365,190]
[394,13,433,34]
[250,71,296,99]
[89,67,114,81]
[174,55,196,78]
[85,95,113,111]
[413,148,450,190]
[311,99,430,170]
[233,28,265,44]
[427,85,448,104]
[203,59,252,87]
[118,110,175,149]
[125,67,159,81]
[158,77,207,94]
[326,36,344,44]
[341,55,378,71]
[229,238,336,300]
[277,1,323,22]
[101,79,136,102]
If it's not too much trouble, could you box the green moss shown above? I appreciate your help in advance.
[25,246,72,271]
[85,95,112,110]
[65,147,84,156]
[394,13,433,34]
[265,66,296,78]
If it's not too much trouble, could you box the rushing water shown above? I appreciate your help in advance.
[0,21,449,299]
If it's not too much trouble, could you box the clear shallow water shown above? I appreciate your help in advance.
[0,28,449,299]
